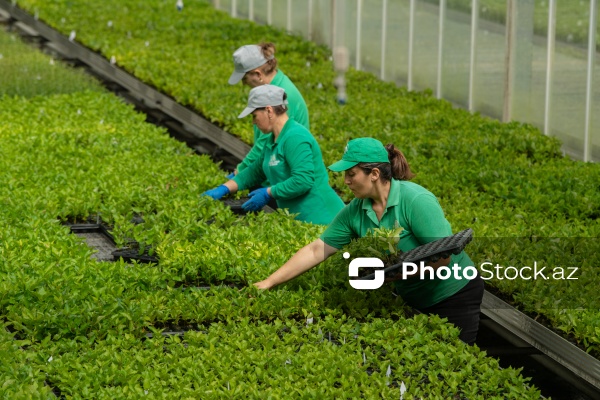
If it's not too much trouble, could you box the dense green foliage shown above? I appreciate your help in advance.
[34,317,538,399]
[13,0,600,357]
[0,29,542,397]
[0,29,100,97]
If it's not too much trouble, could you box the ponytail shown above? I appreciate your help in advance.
[385,144,415,181]
[258,42,277,75]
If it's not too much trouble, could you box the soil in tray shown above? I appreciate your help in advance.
[64,217,157,263]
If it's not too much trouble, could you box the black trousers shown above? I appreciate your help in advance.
[417,276,485,345]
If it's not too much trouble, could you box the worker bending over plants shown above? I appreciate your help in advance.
[253,138,485,344]
[227,42,309,180]
[202,85,344,225]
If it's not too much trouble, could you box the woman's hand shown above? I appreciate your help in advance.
[242,187,271,211]
[253,280,273,290]
[252,239,337,290]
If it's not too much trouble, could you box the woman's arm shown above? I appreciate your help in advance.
[236,127,269,173]
[254,239,338,289]
[270,140,315,200]
[233,154,268,191]
[223,179,239,194]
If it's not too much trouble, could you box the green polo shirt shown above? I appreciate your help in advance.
[320,179,472,309]
[236,70,309,174]
[233,119,344,225]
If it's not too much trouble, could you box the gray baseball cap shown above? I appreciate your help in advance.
[228,45,273,85]
[238,85,288,118]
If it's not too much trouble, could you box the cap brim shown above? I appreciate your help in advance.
[327,160,358,172]
[228,71,244,85]
[238,106,255,119]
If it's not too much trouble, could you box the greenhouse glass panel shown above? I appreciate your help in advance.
[471,1,506,120]
[439,1,471,107]
[254,0,269,25]
[410,0,440,93]
[333,0,358,63]
[549,1,590,159]
[312,0,333,48]
[355,0,384,79]
[506,1,548,129]
[270,0,288,31]
[252,0,267,25]
[216,0,231,13]
[383,0,410,86]
[252,0,269,25]
[593,3,600,162]
[236,0,250,19]
[288,0,313,39]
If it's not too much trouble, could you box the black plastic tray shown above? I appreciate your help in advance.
[221,197,250,215]
[68,223,113,237]
[220,196,275,215]
[221,197,273,215]
[112,248,158,264]
[359,228,473,281]
[66,221,158,264]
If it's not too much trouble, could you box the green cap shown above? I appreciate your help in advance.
[328,138,389,172]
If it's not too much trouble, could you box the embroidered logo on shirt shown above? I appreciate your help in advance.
[268,154,280,167]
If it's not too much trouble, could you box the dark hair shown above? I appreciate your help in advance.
[271,92,288,116]
[358,144,414,182]
[258,42,277,75]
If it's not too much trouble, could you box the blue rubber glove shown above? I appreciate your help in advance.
[201,184,230,200]
[242,188,271,211]
[226,172,235,179]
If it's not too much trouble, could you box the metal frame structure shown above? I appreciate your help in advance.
[219,0,598,162]
[482,291,600,391]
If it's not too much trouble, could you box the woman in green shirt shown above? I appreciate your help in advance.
[253,137,484,344]
[227,42,309,177]
[202,85,344,225]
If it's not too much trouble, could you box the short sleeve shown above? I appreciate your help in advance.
[319,204,357,249]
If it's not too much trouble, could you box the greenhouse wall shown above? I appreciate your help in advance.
[214,0,599,162]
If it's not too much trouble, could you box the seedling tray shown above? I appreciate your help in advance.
[360,228,473,281]
[67,222,116,261]
[221,197,275,215]
[68,222,113,237]
[112,247,158,264]
[221,197,250,215]
[66,221,158,263]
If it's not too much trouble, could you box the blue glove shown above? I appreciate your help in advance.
[201,184,230,200]
[242,188,271,211]
[226,172,235,179]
